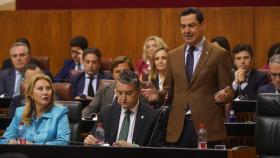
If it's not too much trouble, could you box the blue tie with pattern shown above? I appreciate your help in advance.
[186,46,196,82]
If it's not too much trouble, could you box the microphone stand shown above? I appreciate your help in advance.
[148,93,169,147]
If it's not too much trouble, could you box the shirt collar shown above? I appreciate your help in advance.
[85,73,98,79]
[186,36,205,52]
[121,100,139,115]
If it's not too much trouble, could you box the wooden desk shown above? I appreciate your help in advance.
[0,118,255,148]
[0,144,256,158]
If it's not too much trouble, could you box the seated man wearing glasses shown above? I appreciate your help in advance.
[232,44,268,100]
[84,70,163,147]
[258,54,280,94]
[54,36,88,82]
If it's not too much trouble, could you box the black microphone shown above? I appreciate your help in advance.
[148,93,169,147]
[82,113,98,121]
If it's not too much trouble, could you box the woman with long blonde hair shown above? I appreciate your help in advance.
[135,36,168,81]
[0,74,70,145]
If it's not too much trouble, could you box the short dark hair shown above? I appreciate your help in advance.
[232,44,253,58]
[267,43,280,63]
[16,38,31,50]
[180,7,204,24]
[117,70,141,91]
[82,47,102,60]
[22,64,41,76]
[110,56,134,73]
[210,36,231,52]
[70,36,88,50]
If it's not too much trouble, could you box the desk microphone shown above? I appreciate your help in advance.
[148,93,169,147]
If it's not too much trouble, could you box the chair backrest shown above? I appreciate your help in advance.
[98,79,114,90]
[53,83,72,101]
[255,93,280,157]
[33,56,49,70]
[101,58,112,71]
[55,101,82,142]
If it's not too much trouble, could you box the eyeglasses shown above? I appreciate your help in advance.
[270,73,280,79]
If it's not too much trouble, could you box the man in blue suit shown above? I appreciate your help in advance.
[258,54,280,93]
[70,47,106,100]
[0,42,31,98]
[54,36,88,82]
[232,44,268,100]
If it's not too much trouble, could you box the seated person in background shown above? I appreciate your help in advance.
[7,64,45,117]
[84,70,163,147]
[210,36,231,52]
[149,48,168,90]
[54,36,88,82]
[232,44,268,100]
[70,47,106,100]
[1,38,41,70]
[262,43,280,70]
[0,42,33,98]
[82,56,134,118]
[258,54,280,93]
[0,74,70,145]
[135,36,168,81]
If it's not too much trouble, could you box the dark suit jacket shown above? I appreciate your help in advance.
[90,100,163,146]
[82,83,115,117]
[70,71,106,99]
[161,40,233,142]
[0,68,17,97]
[258,83,277,93]
[234,69,268,100]
[54,59,76,82]
[151,74,160,90]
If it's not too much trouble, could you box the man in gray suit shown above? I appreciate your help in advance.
[82,56,135,118]
[0,42,31,97]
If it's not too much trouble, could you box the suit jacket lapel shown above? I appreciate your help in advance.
[109,104,121,142]
[10,69,16,96]
[189,41,211,86]
[132,102,145,143]
[78,73,86,94]
[179,45,190,87]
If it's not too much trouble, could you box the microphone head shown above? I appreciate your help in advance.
[161,106,169,112]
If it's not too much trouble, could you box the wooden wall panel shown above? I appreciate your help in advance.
[160,8,185,50]
[0,7,279,75]
[160,8,254,53]
[202,8,254,53]
[255,7,280,68]
[71,9,161,65]
[0,11,70,74]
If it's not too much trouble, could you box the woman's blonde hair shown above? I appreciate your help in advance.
[22,74,55,125]
[149,47,168,81]
[142,36,168,61]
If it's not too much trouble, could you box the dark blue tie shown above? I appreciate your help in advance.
[186,46,196,82]
[87,76,95,97]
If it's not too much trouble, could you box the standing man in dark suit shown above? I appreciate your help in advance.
[144,7,234,148]
[82,56,135,118]
[70,47,105,100]
[0,42,32,98]
[54,36,88,82]
[84,70,163,147]
[258,54,280,93]
[232,44,268,100]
